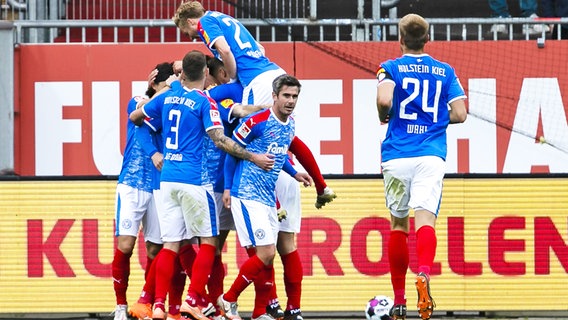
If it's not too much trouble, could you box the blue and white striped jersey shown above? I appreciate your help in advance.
[227,108,295,206]
[118,96,160,192]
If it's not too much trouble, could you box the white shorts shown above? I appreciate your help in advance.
[115,183,162,244]
[215,192,235,231]
[159,182,219,242]
[275,171,302,233]
[230,197,279,247]
[242,68,286,105]
[381,156,446,218]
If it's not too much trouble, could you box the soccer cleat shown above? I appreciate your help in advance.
[181,294,216,320]
[415,272,435,320]
[111,304,129,320]
[217,294,241,320]
[315,187,337,209]
[266,303,285,320]
[252,314,275,320]
[129,302,153,320]
[166,313,182,320]
[202,302,216,317]
[389,304,407,320]
[283,309,303,320]
[152,305,166,320]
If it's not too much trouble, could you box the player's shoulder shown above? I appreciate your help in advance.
[242,108,271,128]
[195,89,218,107]
[202,10,225,22]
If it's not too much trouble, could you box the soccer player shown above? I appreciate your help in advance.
[375,13,467,320]
[129,50,275,320]
[218,74,311,320]
[173,0,336,205]
[111,62,173,320]
[129,72,196,320]
[204,55,332,320]
[204,55,271,318]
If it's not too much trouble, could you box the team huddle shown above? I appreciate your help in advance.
[111,2,337,320]
[111,2,467,320]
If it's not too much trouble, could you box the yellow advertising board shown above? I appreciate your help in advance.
[0,178,567,314]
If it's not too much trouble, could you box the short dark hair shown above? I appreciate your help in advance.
[272,74,301,95]
[206,55,225,78]
[146,61,174,98]
[182,50,207,82]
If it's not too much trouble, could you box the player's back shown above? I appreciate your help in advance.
[118,96,157,193]
[380,54,465,162]
[198,11,280,86]
[231,108,295,206]
[144,86,223,186]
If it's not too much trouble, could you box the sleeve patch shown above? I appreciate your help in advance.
[237,122,251,139]
[210,109,221,122]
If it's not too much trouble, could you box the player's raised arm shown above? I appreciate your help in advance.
[213,37,237,80]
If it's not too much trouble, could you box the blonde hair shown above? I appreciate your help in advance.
[173,1,206,27]
[398,13,429,51]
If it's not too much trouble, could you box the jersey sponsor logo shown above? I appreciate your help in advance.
[246,50,264,58]
[164,152,183,161]
[266,142,288,155]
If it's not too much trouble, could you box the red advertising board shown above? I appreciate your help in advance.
[14,41,568,176]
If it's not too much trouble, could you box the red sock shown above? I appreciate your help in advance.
[389,230,409,306]
[225,254,265,302]
[282,250,303,310]
[168,257,186,315]
[179,243,197,278]
[138,252,158,304]
[289,137,326,194]
[208,254,225,304]
[112,249,132,305]
[154,248,178,305]
[252,265,274,318]
[144,256,154,281]
[188,243,216,299]
[246,246,256,257]
[416,225,437,277]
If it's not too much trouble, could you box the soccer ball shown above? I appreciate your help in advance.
[365,295,394,320]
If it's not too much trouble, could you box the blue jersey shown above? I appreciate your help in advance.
[205,83,242,192]
[197,11,280,87]
[118,96,161,192]
[227,108,295,206]
[377,53,466,162]
[142,85,223,185]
